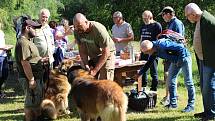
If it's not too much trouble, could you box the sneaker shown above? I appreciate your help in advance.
[160,96,170,106]
[165,104,177,109]
[194,112,206,118]
[182,106,194,113]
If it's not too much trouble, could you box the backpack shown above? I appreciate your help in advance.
[157,29,187,45]
[13,15,31,40]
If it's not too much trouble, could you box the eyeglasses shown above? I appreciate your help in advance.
[186,13,193,18]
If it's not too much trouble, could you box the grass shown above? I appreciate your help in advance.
[0,31,203,120]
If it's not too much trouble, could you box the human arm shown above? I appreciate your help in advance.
[90,47,110,76]
[21,60,36,89]
[112,32,134,43]
[112,23,134,43]
[138,54,157,76]
[0,45,13,50]
[55,26,73,41]
[78,43,90,70]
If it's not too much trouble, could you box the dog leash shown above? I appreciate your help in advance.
[43,62,50,95]
[30,89,35,104]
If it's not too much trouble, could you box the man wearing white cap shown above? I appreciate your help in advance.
[112,11,134,56]
[159,6,185,106]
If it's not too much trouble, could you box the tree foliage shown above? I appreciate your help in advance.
[1,0,215,44]
[0,0,64,30]
[59,0,215,43]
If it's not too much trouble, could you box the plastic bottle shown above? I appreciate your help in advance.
[128,42,134,63]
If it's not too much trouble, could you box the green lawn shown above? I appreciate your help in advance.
[0,31,203,121]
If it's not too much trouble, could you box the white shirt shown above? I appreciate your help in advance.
[0,30,6,57]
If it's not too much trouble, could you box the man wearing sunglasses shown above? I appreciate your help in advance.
[159,6,185,107]
[15,19,46,121]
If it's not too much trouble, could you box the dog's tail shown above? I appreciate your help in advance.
[118,93,128,121]
[41,99,58,120]
[100,93,128,121]
[114,93,128,121]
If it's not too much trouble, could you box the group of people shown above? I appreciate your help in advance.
[71,4,213,121]
[138,3,215,121]
[73,3,215,121]
[49,19,74,68]
[0,2,214,121]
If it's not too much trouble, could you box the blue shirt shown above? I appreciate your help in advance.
[168,17,185,36]
[153,39,190,62]
[138,38,190,75]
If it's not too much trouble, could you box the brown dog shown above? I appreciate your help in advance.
[67,65,128,121]
[40,59,73,119]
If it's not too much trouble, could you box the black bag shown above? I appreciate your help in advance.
[128,89,157,111]
[128,89,149,111]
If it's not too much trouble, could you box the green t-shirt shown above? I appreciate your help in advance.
[75,21,115,58]
[15,36,44,78]
[74,21,116,69]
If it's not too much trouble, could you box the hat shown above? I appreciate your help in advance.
[24,19,42,28]
[113,11,123,18]
[158,6,175,15]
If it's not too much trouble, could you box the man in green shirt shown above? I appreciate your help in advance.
[73,13,116,81]
[15,19,47,121]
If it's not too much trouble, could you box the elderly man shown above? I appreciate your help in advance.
[33,8,55,83]
[73,13,116,81]
[15,19,45,121]
[112,11,134,56]
[139,10,162,91]
[138,39,195,113]
[34,8,54,67]
[185,3,215,120]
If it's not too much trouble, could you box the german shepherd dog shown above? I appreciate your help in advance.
[67,65,128,121]
[40,59,73,119]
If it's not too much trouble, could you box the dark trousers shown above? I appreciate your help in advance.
[140,52,158,91]
[53,47,64,68]
[0,56,8,91]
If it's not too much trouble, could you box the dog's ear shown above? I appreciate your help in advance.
[67,65,83,84]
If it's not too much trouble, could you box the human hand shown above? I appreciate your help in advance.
[113,37,122,42]
[90,69,97,77]
[29,79,36,89]
[41,57,49,63]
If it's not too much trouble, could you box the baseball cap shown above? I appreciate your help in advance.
[24,19,42,28]
[158,6,175,15]
[113,11,123,18]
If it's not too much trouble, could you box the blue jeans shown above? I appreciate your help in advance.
[199,60,215,116]
[0,56,8,91]
[53,47,64,68]
[168,56,195,107]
